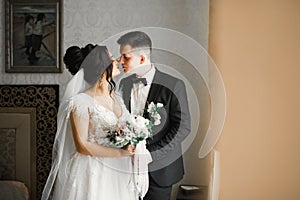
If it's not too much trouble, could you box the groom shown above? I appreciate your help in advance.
[117,31,191,200]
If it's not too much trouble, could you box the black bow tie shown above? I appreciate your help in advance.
[131,77,147,86]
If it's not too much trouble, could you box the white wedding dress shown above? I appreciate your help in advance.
[52,93,138,200]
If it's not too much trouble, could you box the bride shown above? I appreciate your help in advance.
[41,44,151,200]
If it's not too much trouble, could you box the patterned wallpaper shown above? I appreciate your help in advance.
[0,0,209,101]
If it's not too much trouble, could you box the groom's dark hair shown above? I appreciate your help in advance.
[117,31,152,53]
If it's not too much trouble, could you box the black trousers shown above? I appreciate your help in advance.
[143,175,172,200]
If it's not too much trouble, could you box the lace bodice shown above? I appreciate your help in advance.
[68,92,130,147]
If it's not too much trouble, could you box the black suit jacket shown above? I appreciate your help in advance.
[119,69,191,187]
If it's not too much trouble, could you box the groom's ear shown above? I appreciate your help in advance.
[139,55,145,64]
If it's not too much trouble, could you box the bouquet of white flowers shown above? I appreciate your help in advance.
[106,102,163,147]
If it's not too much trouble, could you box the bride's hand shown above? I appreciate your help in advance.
[122,144,136,155]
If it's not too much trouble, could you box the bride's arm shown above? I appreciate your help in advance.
[69,108,133,157]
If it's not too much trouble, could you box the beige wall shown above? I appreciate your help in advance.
[209,0,300,199]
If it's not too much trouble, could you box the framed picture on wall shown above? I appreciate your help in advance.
[5,0,62,73]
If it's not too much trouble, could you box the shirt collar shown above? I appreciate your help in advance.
[140,65,156,85]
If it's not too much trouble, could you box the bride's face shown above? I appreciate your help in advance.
[112,59,120,78]
[109,52,120,78]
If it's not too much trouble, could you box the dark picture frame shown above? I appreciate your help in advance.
[5,0,62,73]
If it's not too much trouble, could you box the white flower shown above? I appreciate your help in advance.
[115,136,123,141]
[157,103,163,108]
[153,114,161,125]
[153,114,161,120]
[147,102,155,113]
[134,115,148,129]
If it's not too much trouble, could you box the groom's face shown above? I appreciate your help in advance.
[119,44,141,73]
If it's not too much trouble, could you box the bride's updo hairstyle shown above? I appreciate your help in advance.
[63,44,116,94]
[63,44,96,75]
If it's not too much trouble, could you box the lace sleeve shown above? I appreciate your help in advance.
[66,94,91,119]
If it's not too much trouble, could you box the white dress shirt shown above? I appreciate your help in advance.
[131,66,156,115]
